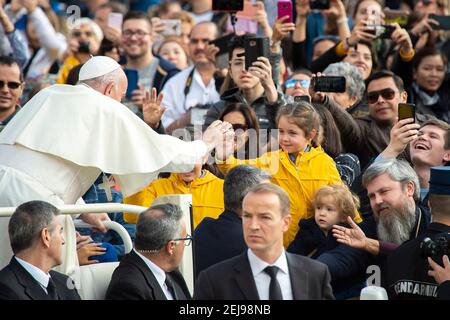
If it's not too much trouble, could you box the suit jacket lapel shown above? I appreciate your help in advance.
[233,252,260,300]
[10,258,50,300]
[286,253,308,300]
[129,251,167,300]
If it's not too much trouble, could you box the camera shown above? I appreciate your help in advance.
[420,233,450,264]
[309,0,330,10]
[212,0,244,12]
[78,41,91,54]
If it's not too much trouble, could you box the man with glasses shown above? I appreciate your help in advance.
[161,22,221,134]
[106,203,192,300]
[121,11,179,119]
[316,70,425,169]
[0,56,23,133]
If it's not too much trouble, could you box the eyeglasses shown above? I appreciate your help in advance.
[285,79,310,89]
[366,88,397,104]
[72,30,93,38]
[232,123,248,131]
[123,30,151,38]
[173,234,192,246]
[0,80,22,90]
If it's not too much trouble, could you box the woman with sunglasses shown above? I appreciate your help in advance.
[219,103,260,160]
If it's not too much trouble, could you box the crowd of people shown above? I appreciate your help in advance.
[0,0,450,301]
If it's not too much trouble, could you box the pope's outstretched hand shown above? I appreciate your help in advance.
[202,120,234,153]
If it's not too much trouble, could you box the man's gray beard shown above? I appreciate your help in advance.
[376,202,417,245]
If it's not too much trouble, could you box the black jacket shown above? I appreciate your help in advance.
[106,250,191,300]
[385,222,450,300]
[194,210,247,279]
[0,257,81,300]
[194,251,334,300]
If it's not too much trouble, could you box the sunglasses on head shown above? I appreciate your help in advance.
[232,123,248,131]
[0,80,21,90]
[366,88,397,104]
[285,79,310,89]
[72,30,93,38]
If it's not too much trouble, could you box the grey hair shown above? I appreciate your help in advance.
[224,165,271,213]
[362,158,420,201]
[78,67,124,90]
[135,203,184,252]
[323,62,365,100]
[9,201,60,254]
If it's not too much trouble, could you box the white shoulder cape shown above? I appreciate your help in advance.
[0,84,206,197]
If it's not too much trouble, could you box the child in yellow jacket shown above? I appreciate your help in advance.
[216,102,358,247]
[123,163,224,228]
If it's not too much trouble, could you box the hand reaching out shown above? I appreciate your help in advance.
[77,243,107,265]
[79,212,110,233]
[202,120,234,153]
[143,87,166,129]
[332,216,367,249]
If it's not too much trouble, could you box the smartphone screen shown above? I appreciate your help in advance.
[160,19,182,36]
[108,12,123,30]
[429,15,450,30]
[313,76,346,92]
[277,0,293,23]
[124,69,139,99]
[398,103,415,121]
[236,0,258,19]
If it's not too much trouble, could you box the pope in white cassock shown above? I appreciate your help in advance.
[0,56,233,278]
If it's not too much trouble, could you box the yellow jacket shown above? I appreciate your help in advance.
[217,147,346,247]
[56,55,80,84]
[124,171,224,228]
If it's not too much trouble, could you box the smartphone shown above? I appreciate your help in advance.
[429,15,450,30]
[209,33,236,55]
[277,1,293,23]
[124,69,139,99]
[379,25,396,39]
[160,19,182,36]
[398,103,415,122]
[294,95,311,103]
[108,12,123,30]
[312,76,346,92]
[78,41,90,54]
[309,0,330,10]
[236,0,258,19]
[244,36,270,71]
[212,0,244,11]
[383,8,409,26]
[227,15,258,34]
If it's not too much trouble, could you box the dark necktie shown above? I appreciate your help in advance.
[47,277,59,300]
[165,274,178,300]
[264,266,283,300]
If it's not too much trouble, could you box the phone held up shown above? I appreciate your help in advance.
[398,103,415,122]
[312,76,346,93]
[244,36,270,71]
[309,0,330,10]
[277,0,293,23]
[124,69,139,99]
[212,0,244,11]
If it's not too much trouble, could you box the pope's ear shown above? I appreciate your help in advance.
[104,82,115,96]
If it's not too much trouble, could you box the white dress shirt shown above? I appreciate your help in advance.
[247,249,293,300]
[134,249,174,300]
[161,66,220,127]
[15,256,51,294]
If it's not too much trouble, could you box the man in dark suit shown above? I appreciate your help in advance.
[194,165,270,277]
[194,183,334,300]
[106,203,191,300]
[0,201,81,300]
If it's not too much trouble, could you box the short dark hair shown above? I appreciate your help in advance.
[0,56,23,82]
[413,47,448,73]
[245,183,291,216]
[228,33,257,61]
[223,165,270,213]
[9,201,59,254]
[123,11,152,30]
[135,203,183,252]
[366,70,404,93]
